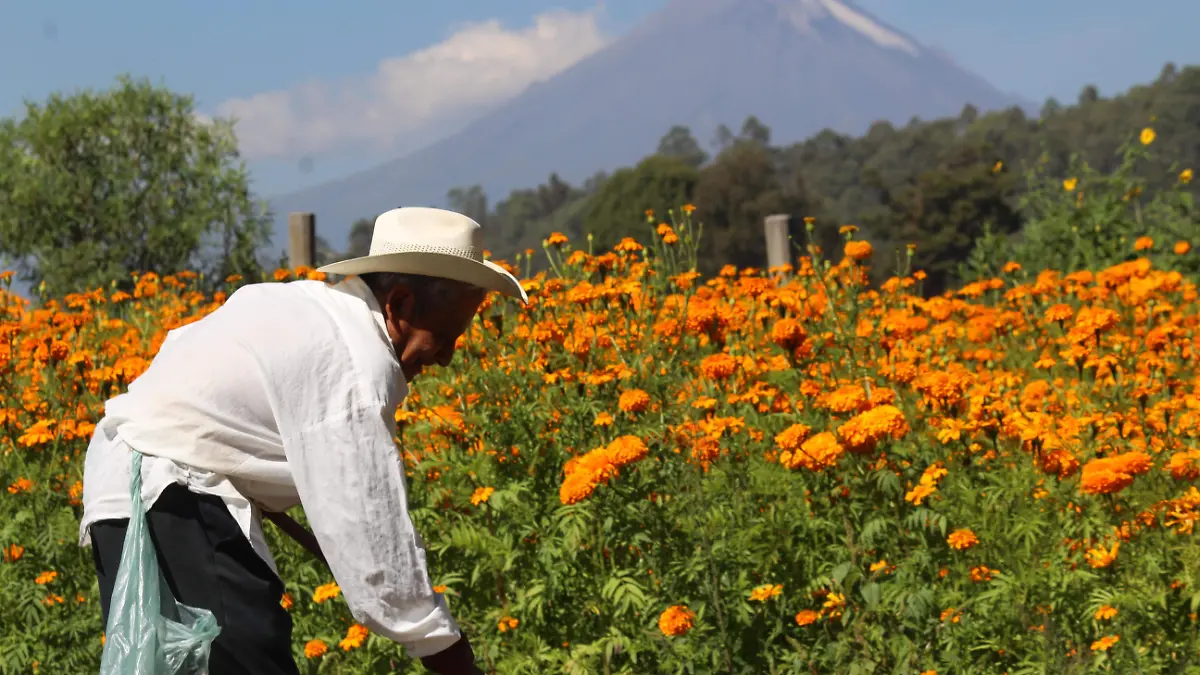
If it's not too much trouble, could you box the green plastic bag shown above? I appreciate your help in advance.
[99,451,221,674]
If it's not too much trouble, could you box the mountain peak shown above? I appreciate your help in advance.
[662,0,919,56]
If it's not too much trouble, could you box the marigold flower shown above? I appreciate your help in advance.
[698,353,737,380]
[1086,541,1119,569]
[470,486,495,506]
[748,583,782,602]
[837,404,909,453]
[1140,127,1155,145]
[339,624,369,651]
[1175,240,1191,254]
[1134,236,1154,252]
[947,529,979,550]
[844,240,873,262]
[1080,451,1152,495]
[280,592,294,610]
[313,582,340,604]
[3,544,25,563]
[35,570,57,585]
[1091,634,1119,652]
[304,639,328,659]
[779,431,843,471]
[1094,605,1118,621]
[497,616,519,632]
[618,388,651,414]
[658,605,695,636]
[794,609,820,626]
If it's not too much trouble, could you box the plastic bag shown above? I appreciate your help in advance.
[99,451,222,674]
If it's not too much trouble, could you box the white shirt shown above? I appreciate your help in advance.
[79,275,461,658]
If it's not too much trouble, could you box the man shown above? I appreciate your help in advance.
[79,207,527,674]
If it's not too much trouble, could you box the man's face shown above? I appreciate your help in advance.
[382,283,485,382]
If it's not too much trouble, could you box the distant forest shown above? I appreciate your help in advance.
[323,63,1200,294]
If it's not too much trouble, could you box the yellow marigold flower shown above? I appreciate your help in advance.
[1140,127,1155,145]
[869,560,889,573]
[304,639,328,659]
[1091,634,1120,652]
[1134,236,1154,251]
[1063,177,1078,191]
[794,609,820,626]
[947,529,979,550]
[313,582,341,604]
[1094,605,1118,621]
[35,570,57,585]
[1086,542,1119,569]
[1180,168,1193,184]
[618,388,651,413]
[844,240,873,262]
[470,486,495,506]
[749,583,782,602]
[593,412,614,427]
[17,421,55,447]
[339,624,369,651]
[658,605,695,636]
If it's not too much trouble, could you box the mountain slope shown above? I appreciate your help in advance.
[267,0,1025,256]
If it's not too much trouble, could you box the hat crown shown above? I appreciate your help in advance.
[368,207,484,261]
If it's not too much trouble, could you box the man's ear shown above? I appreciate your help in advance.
[382,284,417,328]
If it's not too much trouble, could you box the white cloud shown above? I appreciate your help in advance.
[213,9,610,161]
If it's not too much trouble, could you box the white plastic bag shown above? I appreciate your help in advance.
[99,451,221,674]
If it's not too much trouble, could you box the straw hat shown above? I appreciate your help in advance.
[317,207,527,303]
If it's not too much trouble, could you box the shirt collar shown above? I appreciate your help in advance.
[335,275,410,399]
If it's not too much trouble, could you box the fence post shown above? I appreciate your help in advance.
[764,214,790,275]
[288,212,316,269]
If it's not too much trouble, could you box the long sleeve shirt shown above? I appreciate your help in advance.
[78,275,461,658]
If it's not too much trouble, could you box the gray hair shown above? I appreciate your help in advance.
[358,272,480,313]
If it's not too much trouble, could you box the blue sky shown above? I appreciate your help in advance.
[1,0,1197,198]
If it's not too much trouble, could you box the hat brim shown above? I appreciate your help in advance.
[317,252,528,304]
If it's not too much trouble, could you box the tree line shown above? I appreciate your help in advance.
[4,64,1200,300]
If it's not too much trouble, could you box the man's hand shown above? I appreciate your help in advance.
[419,635,485,675]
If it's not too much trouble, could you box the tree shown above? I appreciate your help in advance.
[346,217,374,259]
[656,125,708,168]
[712,124,734,153]
[738,116,771,146]
[582,155,699,250]
[0,75,270,297]
[694,141,812,272]
[446,184,489,226]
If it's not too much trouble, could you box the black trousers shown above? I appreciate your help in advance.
[91,483,299,674]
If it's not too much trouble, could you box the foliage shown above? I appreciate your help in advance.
[2,185,1200,672]
[965,129,1200,282]
[581,155,698,251]
[0,75,271,299]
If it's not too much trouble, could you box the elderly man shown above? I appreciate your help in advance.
[79,207,526,674]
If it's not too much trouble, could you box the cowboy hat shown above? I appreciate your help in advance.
[317,207,528,304]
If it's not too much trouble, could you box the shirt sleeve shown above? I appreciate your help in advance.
[281,399,462,658]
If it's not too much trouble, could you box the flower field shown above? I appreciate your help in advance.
[2,209,1200,674]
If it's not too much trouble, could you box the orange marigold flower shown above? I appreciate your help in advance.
[313,582,340,603]
[774,423,811,452]
[1086,541,1119,569]
[618,388,651,414]
[1134,236,1154,251]
[836,405,909,453]
[844,240,873,262]
[794,609,820,626]
[304,639,328,659]
[3,544,25,563]
[770,318,806,350]
[35,570,57,585]
[339,624,369,651]
[779,431,843,471]
[7,478,33,494]
[658,605,696,636]
[1175,240,1191,255]
[1090,635,1119,652]
[1080,451,1152,495]
[470,486,495,506]
[497,616,519,632]
[545,232,568,246]
[698,353,738,381]
[947,529,979,550]
[1094,605,1118,621]
[1166,449,1200,481]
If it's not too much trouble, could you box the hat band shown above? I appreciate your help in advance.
[369,241,483,263]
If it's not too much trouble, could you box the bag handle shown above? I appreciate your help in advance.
[259,507,330,569]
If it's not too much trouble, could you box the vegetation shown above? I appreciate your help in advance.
[0,76,271,299]
[3,134,1200,671]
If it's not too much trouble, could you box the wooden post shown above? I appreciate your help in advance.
[288,212,315,269]
[764,214,790,274]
